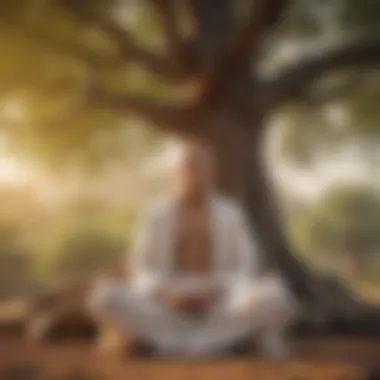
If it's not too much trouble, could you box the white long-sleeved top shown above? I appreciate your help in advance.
[92,193,296,356]
[129,193,261,296]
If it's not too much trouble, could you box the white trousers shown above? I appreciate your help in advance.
[89,275,298,356]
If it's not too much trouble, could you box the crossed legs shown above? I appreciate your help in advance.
[89,275,298,356]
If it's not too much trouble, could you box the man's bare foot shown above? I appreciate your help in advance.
[96,327,156,358]
[96,326,130,356]
[259,332,291,358]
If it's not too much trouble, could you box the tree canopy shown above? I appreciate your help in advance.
[291,185,380,279]
[1,0,380,321]
[0,0,379,170]
[275,1,380,165]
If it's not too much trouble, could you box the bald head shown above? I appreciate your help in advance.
[173,140,216,198]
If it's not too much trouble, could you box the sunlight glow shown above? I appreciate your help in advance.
[0,136,34,184]
[0,157,32,184]
[2,99,25,123]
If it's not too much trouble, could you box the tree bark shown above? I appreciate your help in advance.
[203,116,380,336]
[208,120,315,295]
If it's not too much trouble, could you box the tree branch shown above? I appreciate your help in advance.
[80,72,195,135]
[265,35,380,109]
[93,93,188,130]
[26,25,121,69]
[147,0,189,71]
[302,73,375,107]
[227,0,291,72]
[186,0,235,71]
[199,0,291,103]
[59,0,182,81]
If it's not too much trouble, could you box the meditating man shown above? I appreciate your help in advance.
[90,141,298,357]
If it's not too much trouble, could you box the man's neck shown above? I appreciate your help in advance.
[177,189,210,209]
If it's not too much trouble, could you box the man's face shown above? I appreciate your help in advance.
[175,144,215,195]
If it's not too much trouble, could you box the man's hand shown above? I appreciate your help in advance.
[157,284,223,315]
[156,287,187,309]
[184,287,221,314]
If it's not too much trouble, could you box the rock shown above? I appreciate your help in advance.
[26,266,125,344]
[0,363,42,380]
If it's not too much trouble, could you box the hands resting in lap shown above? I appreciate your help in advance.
[157,282,223,316]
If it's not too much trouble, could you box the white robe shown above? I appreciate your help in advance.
[90,194,298,356]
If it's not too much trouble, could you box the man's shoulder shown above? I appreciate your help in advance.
[214,193,245,217]
[144,195,174,219]
[145,193,245,219]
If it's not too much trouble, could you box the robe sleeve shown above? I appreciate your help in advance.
[231,204,261,284]
[129,206,162,295]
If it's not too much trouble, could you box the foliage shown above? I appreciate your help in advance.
[0,0,377,170]
[0,0,378,312]
[343,0,380,31]
[290,185,380,278]
[275,0,380,166]
[0,217,35,299]
[0,183,139,298]
[0,0,162,170]
[35,220,127,281]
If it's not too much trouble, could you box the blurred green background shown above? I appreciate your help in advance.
[0,0,379,304]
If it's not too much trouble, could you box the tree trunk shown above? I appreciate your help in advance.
[205,117,380,336]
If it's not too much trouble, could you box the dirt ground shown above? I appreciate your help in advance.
[1,336,379,380]
[1,297,379,380]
